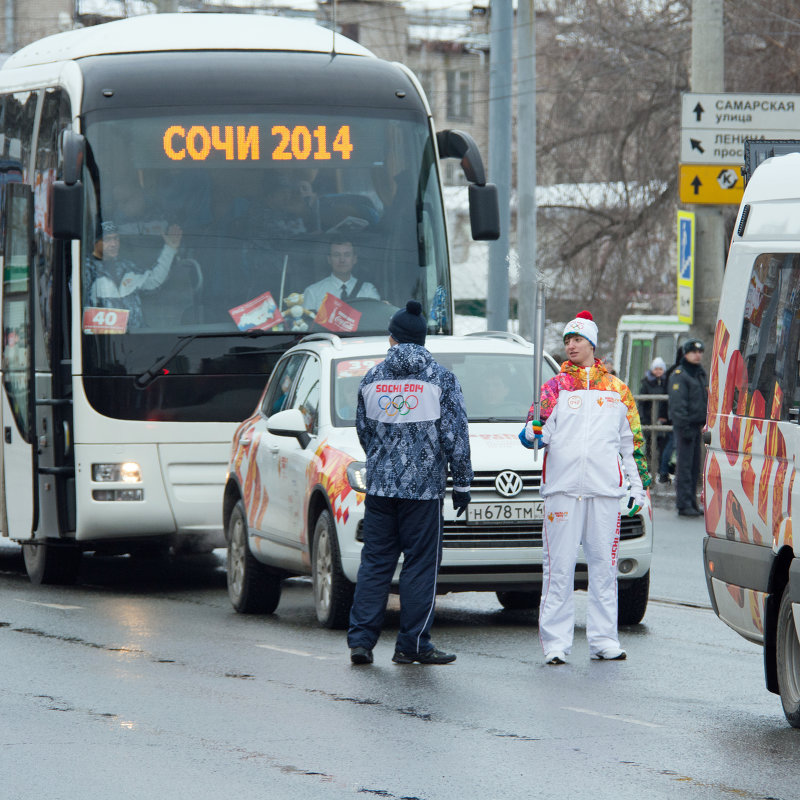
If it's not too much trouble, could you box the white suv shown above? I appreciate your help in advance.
[223,332,653,628]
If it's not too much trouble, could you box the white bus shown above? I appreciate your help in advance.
[0,13,498,583]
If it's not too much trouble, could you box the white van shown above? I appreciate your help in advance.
[613,314,689,390]
[703,141,800,728]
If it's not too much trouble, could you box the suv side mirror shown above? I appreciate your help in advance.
[267,408,311,449]
[436,128,500,241]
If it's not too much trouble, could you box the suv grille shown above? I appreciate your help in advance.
[447,470,542,494]
[442,514,644,549]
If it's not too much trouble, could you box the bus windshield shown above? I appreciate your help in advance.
[79,107,450,349]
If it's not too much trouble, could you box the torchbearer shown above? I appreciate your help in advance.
[520,310,650,664]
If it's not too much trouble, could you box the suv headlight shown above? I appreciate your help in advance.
[346,462,367,492]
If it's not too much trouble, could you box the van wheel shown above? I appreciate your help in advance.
[496,590,540,611]
[776,585,800,728]
[312,510,354,629]
[227,500,281,614]
[618,571,650,625]
[22,540,81,585]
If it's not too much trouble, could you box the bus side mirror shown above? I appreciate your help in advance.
[436,128,500,241]
[468,183,500,242]
[50,181,83,240]
[60,130,85,186]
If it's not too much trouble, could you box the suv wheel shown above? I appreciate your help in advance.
[312,509,354,629]
[227,500,281,614]
[776,584,800,728]
[617,570,650,625]
[496,590,540,611]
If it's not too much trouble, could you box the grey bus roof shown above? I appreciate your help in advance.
[3,13,374,70]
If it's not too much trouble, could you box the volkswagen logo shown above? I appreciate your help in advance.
[495,470,523,498]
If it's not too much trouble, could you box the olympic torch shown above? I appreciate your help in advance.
[532,279,546,456]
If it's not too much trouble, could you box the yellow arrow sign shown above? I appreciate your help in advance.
[679,163,744,205]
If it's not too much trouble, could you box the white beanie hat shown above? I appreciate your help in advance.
[651,356,666,371]
[563,310,598,348]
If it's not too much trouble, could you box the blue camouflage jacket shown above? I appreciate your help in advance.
[356,343,473,499]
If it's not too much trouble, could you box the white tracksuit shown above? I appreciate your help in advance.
[535,359,646,656]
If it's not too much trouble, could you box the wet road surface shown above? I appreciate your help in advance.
[1,506,796,800]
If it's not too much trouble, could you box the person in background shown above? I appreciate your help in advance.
[668,338,708,517]
[639,356,673,484]
[520,310,649,665]
[347,301,472,666]
[85,220,183,329]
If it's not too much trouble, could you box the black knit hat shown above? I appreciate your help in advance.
[389,300,427,345]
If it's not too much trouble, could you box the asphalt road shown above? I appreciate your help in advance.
[1,506,797,800]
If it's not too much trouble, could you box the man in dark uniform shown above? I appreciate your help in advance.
[347,300,473,665]
[668,338,708,517]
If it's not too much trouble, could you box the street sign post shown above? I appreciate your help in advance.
[681,92,800,165]
[677,210,695,324]
[680,92,800,205]
[679,164,744,205]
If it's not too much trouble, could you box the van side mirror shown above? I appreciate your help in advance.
[437,128,500,241]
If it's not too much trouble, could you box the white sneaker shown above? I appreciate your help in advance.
[591,647,627,661]
[545,651,567,665]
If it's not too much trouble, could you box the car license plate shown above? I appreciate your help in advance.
[466,501,544,524]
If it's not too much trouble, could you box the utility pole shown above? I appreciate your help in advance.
[516,0,536,341]
[5,0,14,54]
[690,0,725,348]
[487,0,512,332]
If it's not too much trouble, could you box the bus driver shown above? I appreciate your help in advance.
[302,235,380,312]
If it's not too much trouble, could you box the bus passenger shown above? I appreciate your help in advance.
[302,236,379,312]
[85,220,183,329]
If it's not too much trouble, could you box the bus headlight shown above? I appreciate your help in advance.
[346,462,367,492]
[92,462,142,483]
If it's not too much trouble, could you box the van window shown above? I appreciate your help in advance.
[739,253,800,420]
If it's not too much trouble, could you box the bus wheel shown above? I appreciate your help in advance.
[496,590,540,611]
[22,540,81,585]
[618,571,650,626]
[312,510,354,630]
[776,585,800,728]
[226,500,281,614]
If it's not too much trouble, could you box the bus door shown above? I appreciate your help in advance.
[1,183,38,538]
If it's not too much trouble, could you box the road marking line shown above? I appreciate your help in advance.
[562,706,661,728]
[256,644,332,660]
[15,600,84,610]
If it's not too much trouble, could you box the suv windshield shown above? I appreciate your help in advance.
[333,352,556,425]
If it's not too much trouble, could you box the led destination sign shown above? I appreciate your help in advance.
[163,123,354,162]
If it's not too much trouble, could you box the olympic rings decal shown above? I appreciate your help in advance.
[377,394,419,416]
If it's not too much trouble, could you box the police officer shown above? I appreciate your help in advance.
[347,300,473,665]
[668,338,708,517]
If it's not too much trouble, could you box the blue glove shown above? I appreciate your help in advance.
[519,419,543,450]
[452,490,471,517]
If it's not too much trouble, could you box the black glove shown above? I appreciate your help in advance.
[452,490,471,517]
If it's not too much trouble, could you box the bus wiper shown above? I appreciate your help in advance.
[134,329,270,389]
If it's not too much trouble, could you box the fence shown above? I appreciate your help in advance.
[633,394,672,488]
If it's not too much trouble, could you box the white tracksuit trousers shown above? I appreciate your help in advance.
[539,494,622,656]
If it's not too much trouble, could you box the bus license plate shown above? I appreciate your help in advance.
[466,501,544,524]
